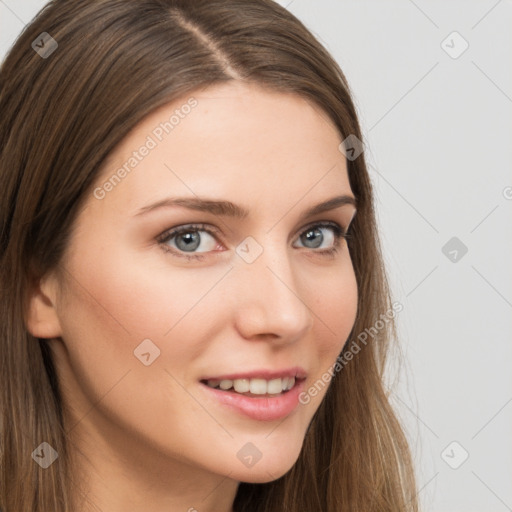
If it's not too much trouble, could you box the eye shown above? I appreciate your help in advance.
[292,221,348,256]
[157,223,220,260]
[156,221,350,261]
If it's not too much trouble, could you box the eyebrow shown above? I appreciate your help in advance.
[134,194,357,221]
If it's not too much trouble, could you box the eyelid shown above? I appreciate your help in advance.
[156,222,221,241]
[155,222,222,256]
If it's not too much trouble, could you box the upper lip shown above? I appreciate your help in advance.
[200,366,307,382]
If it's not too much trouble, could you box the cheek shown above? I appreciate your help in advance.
[56,245,235,401]
[62,242,231,340]
[294,260,357,412]
[55,247,231,441]
[310,258,358,356]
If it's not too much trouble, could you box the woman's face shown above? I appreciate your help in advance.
[41,81,358,488]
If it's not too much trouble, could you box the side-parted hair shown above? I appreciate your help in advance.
[0,1,419,510]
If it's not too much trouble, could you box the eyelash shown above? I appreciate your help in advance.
[156,221,351,261]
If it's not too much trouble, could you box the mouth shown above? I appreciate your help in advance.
[199,375,305,398]
[198,372,308,421]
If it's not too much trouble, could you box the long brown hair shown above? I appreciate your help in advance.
[0,0,419,510]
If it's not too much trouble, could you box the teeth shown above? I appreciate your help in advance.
[233,379,250,393]
[206,376,296,394]
[219,379,233,390]
[250,378,268,394]
[266,378,283,394]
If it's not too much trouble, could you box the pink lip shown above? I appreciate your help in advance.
[200,366,307,381]
[199,377,306,421]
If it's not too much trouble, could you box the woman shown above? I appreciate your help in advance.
[0,0,419,510]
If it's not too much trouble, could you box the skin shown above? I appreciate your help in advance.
[26,80,358,512]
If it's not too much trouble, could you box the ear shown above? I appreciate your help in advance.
[25,271,63,339]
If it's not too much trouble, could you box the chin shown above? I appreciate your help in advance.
[226,442,303,484]
[236,463,295,484]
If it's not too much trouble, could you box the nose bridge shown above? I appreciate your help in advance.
[232,237,313,341]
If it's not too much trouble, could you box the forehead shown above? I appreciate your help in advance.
[94,81,352,213]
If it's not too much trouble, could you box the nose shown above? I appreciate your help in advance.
[231,242,314,344]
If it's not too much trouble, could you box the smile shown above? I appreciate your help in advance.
[202,376,297,396]
[199,376,307,421]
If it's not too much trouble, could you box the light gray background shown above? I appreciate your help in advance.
[1,1,511,511]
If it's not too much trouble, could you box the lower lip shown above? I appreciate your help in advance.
[199,379,306,421]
